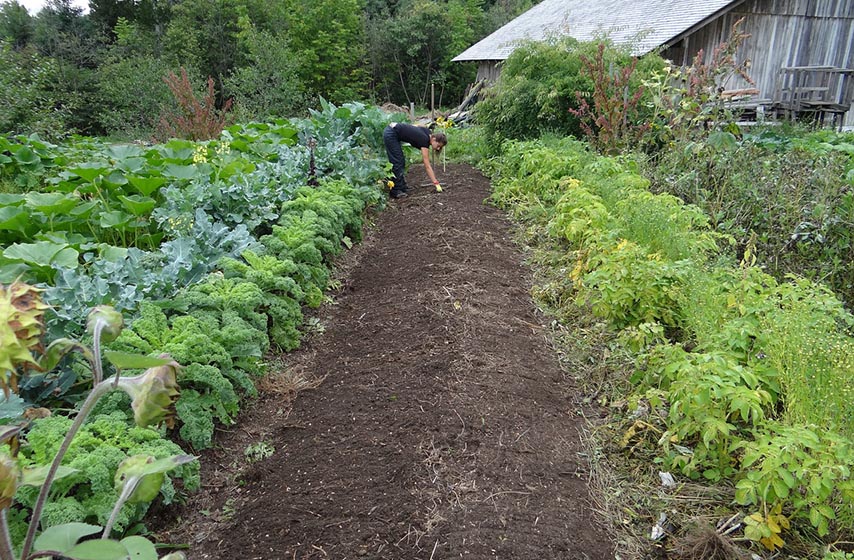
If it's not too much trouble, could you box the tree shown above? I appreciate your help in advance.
[481,0,537,36]
[32,0,101,65]
[274,0,367,103]
[30,0,103,134]
[162,0,250,97]
[95,19,175,138]
[223,23,306,121]
[368,0,481,107]
[161,0,281,94]
[0,1,33,50]
[0,42,71,139]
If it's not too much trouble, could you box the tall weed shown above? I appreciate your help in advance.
[757,278,854,433]
[642,133,854,306]
[157,68,232,142]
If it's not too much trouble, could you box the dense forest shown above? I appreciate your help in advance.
[0,0,535,140]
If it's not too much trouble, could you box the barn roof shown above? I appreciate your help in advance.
[453,0,743,61]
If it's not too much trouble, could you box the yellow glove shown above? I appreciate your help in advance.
[434,183,443,193]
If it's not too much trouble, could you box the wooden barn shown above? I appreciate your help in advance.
[452,0,854,127]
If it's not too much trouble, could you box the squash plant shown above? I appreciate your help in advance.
[0,282,193,560]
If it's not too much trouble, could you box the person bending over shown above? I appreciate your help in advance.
[382,122,447,199]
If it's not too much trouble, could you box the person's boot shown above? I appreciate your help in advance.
[390,177,408,199]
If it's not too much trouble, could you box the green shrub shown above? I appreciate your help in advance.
[0,43,71,140]
[547,177,612,248]
[488,136,594,218]
[95,54,175,139]
[735,421,854,538]
[475,38,662,148]
[223,28,306,122]
[642,131,854,305]
[580,239,691,328]
[655,350,776,481]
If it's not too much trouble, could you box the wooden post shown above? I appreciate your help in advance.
[430,83,435,167]
[409,102,415,121]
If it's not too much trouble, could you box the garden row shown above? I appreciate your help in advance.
[0,101,396,554]
[481,135,854,554]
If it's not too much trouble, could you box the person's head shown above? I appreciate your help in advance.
[430,131,447,153]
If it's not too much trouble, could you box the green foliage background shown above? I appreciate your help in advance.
[0,0,539,140]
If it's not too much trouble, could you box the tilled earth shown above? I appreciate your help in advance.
[155,163,612,559]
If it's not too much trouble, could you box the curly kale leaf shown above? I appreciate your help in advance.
[221,251,306,302]
[179,275,268,332]
[180,364,239,420]
[17,412,198,532]
[247,234,329,303]
[112,303,233,370]
[268,295,304,351]
[175,390,217,450]
[173,363,242,449]
[283,181,366,243]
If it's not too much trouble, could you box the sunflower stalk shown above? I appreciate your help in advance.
[19,379,112,559]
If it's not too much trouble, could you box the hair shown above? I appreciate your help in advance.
[431,131,447,149]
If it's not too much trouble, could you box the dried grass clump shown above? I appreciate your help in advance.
[671,524,750,560]
[256,365,325,401]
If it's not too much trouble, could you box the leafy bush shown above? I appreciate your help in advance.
[580,239,691,329]
[0,43,71,140]
[223,28,306,122]
[95,54,175,140]
[642,129,854,306]
[475,38,662,149]
[655,350,776,482]
[735,421,854,540]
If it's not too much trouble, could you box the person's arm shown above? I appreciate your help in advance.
[421,147,440,185]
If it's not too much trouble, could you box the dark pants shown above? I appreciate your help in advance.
[383,125,407,191]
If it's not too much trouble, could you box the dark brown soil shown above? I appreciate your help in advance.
[155,163,612,559]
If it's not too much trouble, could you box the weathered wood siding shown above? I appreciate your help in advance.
[663,0,854,126]
[476,61,503,84]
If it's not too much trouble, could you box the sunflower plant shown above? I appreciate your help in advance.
[0,283,193,560]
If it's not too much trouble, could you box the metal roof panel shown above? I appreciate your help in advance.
[452,0,739,61]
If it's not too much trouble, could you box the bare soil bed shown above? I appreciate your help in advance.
[154,163,612,559]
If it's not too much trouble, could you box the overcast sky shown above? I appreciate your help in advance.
[4,0,89,14]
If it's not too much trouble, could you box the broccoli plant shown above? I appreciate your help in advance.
[0,282,193,560]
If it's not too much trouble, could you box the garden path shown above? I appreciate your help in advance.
[156,163,611,559]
